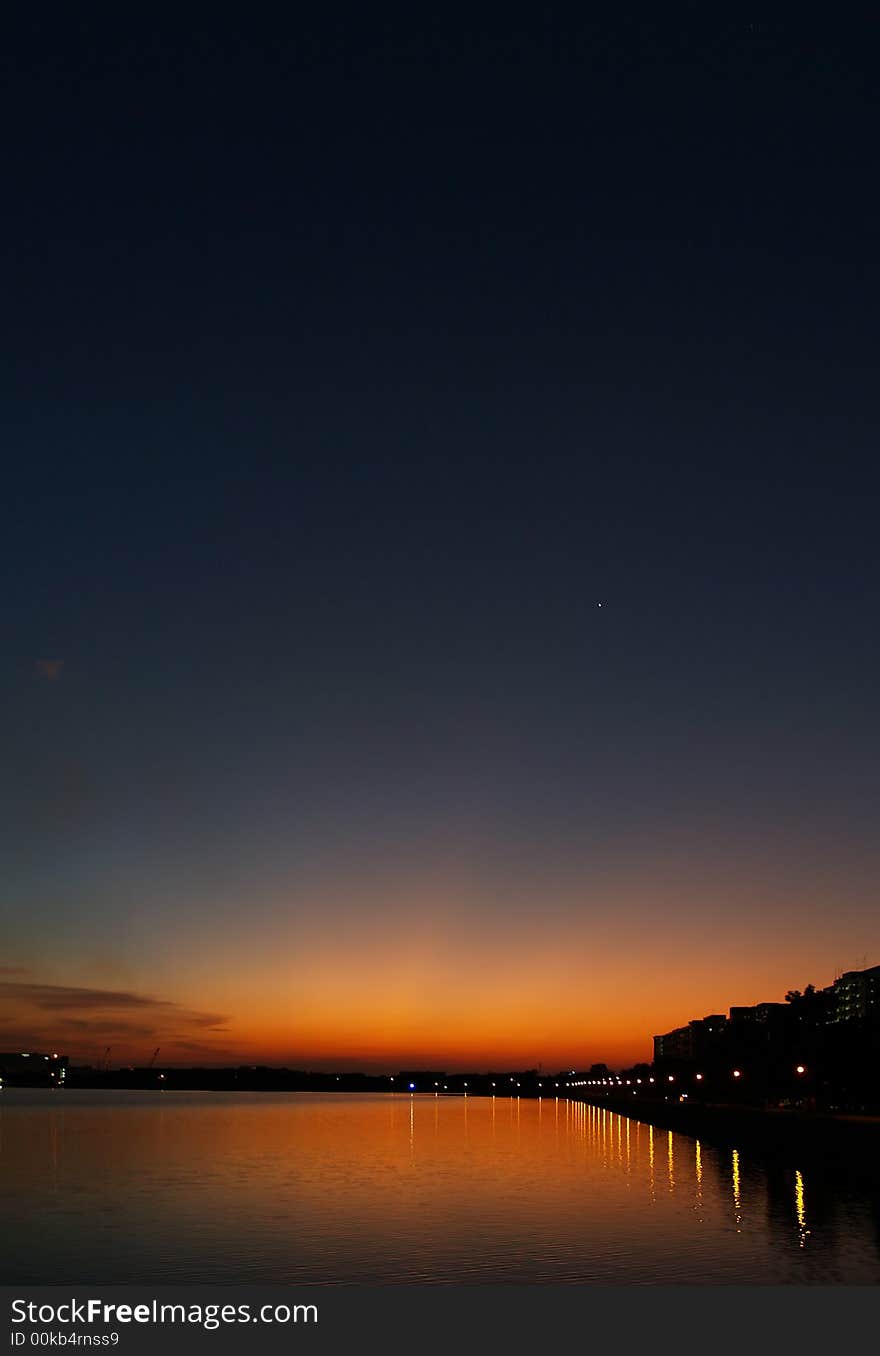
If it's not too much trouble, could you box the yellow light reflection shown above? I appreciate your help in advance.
[732,1149,742,1231]
[795,1169,809,1248]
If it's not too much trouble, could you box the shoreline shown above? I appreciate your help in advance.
[567,1090,880,1186]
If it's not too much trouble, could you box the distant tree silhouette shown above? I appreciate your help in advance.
[785,984,817,1005]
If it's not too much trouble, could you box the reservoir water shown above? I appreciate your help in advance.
[2,1089,878,1284]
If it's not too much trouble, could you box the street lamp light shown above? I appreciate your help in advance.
[795,1065,806,1075]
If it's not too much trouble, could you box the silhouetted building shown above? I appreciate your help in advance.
[654,1014,727,1064]
[647,964,880,1111]
[653,1026,692,1062]
[0,1052,68,1087]
[829,966,880,1026]
[691,1014,727,1055]
[729,1002,788,1027]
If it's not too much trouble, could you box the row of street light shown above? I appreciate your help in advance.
[568,1065,808,1089]
[392,1064,810,1096]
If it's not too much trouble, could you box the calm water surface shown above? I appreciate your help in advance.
[2,1090,878,1283]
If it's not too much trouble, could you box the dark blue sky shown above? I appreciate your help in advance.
[2,9,878,1066]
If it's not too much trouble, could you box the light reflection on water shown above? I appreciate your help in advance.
[1,1090,878,1284]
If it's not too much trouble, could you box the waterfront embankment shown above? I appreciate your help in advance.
[570,1090,880,1186]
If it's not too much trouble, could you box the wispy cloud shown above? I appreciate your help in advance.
[6,983,175,1012]
[0,981,229,1058]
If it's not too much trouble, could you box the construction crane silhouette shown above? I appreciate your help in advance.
[147,1047,160,1068]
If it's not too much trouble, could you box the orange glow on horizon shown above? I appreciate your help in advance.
[5,861,877,1071]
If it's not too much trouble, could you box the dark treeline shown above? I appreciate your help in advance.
[59,1067,550,1095]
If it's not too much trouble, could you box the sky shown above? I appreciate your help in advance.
[2,10,878,1070]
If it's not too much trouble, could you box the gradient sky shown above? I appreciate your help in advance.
[2,11,878,1069]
